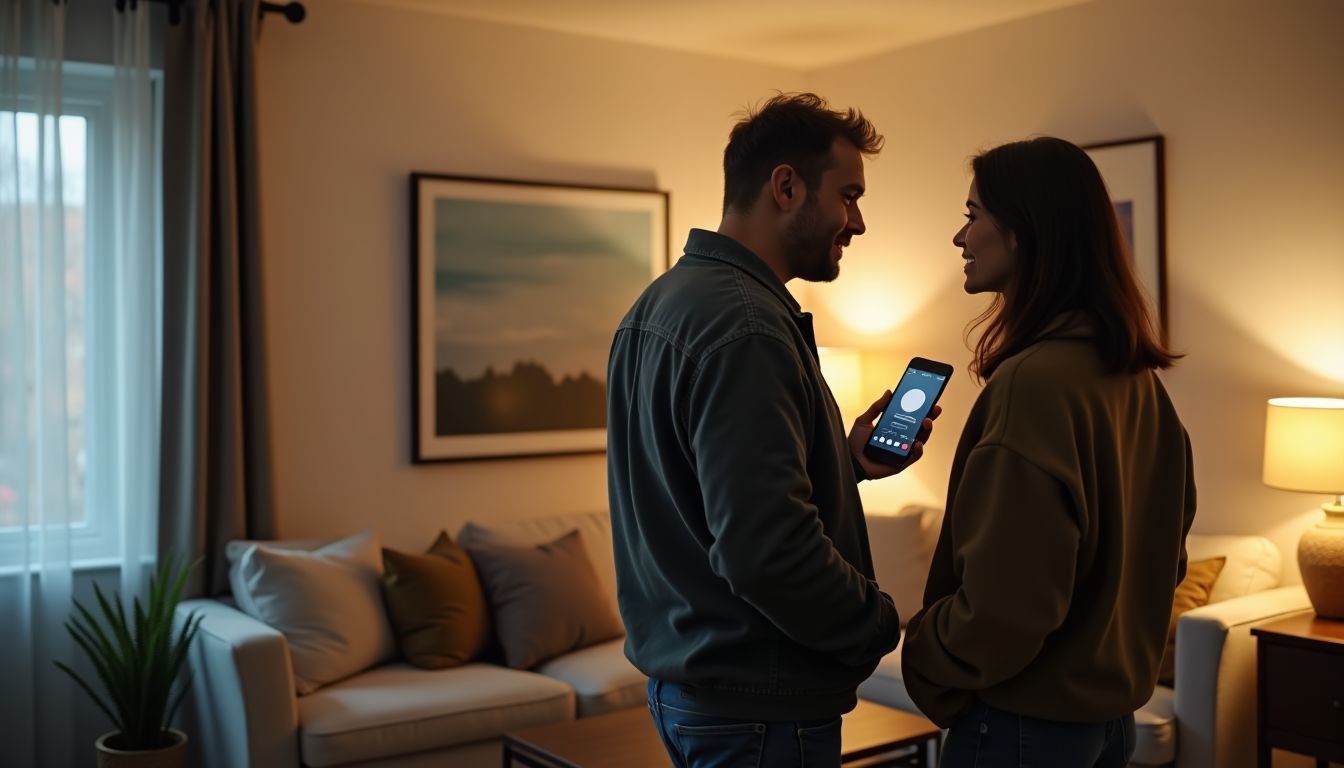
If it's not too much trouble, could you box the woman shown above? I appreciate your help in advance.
[901,137,1196,767]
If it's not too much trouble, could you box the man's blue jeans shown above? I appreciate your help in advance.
[940,701,1136,767]
[647,679,843,768]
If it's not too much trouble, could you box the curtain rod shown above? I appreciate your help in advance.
[111,0,307,26]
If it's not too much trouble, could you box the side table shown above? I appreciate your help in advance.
[1251,612,1344,767]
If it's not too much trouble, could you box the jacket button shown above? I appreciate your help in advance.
[979,723,989,734]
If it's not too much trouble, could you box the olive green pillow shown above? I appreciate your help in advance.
[380,531,490,669]
[1157,556,1226,686]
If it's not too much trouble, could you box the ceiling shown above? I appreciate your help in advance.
[354,0,1097,69]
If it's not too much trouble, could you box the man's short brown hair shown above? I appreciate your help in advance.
[722,92,883,214]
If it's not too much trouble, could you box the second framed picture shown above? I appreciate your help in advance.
[411,175,669,462]
[1083,134,1168,340]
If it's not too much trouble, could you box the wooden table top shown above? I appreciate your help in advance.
[1252,612,1344,646]
[504,699,940,768]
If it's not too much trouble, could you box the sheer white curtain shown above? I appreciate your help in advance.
[0,0,159,764]
[107,0,159,602]
[1,1,75,765]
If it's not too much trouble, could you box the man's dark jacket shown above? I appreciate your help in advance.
[606,228,900,720]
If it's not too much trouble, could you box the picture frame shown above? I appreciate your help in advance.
[1082,134,1168,341]
[411,174,669,462]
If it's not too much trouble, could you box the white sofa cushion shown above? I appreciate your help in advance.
[226,535,331,562]
[866,506,941,625]
[1185,534,1280,603]
[857,637,919,714]
[297,662,574,767]
[458,511,618,616]
[1131,685,1175,765]
[535,638,647,717]
[229,530,395,695]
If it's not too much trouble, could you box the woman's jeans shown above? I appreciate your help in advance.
[940,701,1137,768]
[647,679,843,768]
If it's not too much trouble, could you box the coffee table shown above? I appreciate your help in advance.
[503,699,941,767]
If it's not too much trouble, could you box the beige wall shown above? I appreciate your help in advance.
[805,0,1344,581]
[255,0,806,550]
[258,0,1343,580]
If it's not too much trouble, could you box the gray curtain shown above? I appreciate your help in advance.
[159,0,274,597]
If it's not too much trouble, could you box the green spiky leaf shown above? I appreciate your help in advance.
[55,554,203,751]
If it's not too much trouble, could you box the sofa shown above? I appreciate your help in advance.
[179,506,1311,768]
[177,511,647,768]
[860,508,1314,768]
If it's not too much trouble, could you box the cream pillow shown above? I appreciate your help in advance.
[231,530,395,694]
[866,506,942,626]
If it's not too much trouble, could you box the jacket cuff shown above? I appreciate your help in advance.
[851,452,868,482]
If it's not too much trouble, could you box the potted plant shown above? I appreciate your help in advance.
[55,554,204,768]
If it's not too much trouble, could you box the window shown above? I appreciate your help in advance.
[0,62,161,568]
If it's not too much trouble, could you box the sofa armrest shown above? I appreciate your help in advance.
[176,599,300,768]
[1172,585,1312,768]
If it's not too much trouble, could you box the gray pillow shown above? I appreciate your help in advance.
[463,529,625,669]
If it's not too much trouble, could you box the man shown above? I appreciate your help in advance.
[606,92,940,768]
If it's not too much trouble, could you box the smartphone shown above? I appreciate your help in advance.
[862,357,953,466]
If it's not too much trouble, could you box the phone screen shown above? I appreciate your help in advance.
[867,364,949,458]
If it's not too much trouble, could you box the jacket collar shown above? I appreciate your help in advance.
[682,228,801,315]
[680,228,817,358]
[1035,311,1095,342]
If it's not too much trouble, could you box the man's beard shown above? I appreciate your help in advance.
[784,198,840,283]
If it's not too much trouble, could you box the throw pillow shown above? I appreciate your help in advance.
[866,507,941,625]
[464,528,625,670]
[1157,556,1227,686]
[457,512,619,616]
[231,529,396,694]
[381,531,491,669]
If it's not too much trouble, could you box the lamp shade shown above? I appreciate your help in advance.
[1262,397,1344,494]
[818,347,863,420]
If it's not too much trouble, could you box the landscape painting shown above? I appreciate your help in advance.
[411,174,668,461]
[1083,135,1167,340]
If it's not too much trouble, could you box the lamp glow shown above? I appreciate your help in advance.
[818,347,864,422]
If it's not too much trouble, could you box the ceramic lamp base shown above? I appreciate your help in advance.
[1299,500,1344,619]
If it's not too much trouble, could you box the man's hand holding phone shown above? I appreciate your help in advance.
[849,392,941,480]
[848,357,951,480]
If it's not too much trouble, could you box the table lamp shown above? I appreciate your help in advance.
[1262,396,1344,618]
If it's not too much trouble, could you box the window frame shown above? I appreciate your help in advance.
[0,61,163,570]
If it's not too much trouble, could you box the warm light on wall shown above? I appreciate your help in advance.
[1262,396,1344,618]
[809,236,957,338]
[823,284,909,336]
[1185,258,1344,383]
[818,347,864,421]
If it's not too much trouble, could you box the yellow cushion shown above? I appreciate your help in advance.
[1156,556,1226,685]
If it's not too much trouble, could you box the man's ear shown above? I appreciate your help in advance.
[768,164,798,211]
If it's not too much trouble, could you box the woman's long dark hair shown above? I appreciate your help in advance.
[966,137,1178,380]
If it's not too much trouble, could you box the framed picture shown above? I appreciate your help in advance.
[1082,135,1167,340]
[411,174,669,462]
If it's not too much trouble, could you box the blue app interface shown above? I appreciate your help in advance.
[868,367,947,456]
